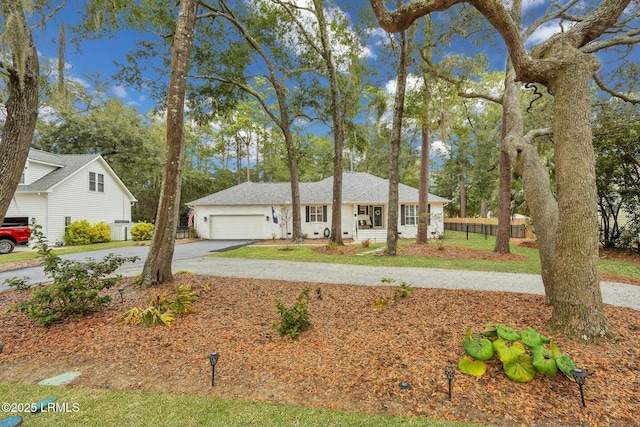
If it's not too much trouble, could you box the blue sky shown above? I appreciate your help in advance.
[30,1,639,119]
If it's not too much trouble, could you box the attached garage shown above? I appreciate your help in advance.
[209,215,265,240]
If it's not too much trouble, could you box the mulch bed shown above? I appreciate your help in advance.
[0,271,639,426]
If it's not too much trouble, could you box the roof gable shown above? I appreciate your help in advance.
[16,149,136,201]
[188,172,450,206]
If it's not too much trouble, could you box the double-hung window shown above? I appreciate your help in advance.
[404,205,418,225]
[89,172,105,193]
[308,206,323,222]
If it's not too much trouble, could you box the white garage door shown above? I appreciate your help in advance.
[209,215,264,240]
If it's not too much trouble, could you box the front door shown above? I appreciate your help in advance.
[372,206,384,228]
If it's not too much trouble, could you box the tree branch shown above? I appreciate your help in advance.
[524,127,553,144]
[593,74,640,104]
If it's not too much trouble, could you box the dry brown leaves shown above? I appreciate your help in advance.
[1,270,639,426]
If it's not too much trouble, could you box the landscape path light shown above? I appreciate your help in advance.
[209,352,220,386]
[570,368,588,408]
[445,366,455,400]
[117,288,125,303]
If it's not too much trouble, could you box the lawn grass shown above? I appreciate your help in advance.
[0,383,487,427]
[212,231,640,282]
[0,241,140,263]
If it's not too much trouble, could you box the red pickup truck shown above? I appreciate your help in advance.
[0,225,31,254]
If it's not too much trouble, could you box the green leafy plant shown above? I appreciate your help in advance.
[373,278,414,310]
[63,220,112,245]
[8,224,138,327]
[272,287,312,339]
[130,221,154,241]
[119,284,197,327]
[315,287,323,300]
[458,323,579,383]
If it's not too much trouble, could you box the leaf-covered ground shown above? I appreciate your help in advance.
[0,244,639,426]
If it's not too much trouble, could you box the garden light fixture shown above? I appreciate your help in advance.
[209,352,220,386]
[570,368,588,407]
[399,381,411,390]
[445,366,455,400]
[117,287,125,303]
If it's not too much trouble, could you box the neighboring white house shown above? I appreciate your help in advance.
[5,149,137,244]
[187,172,449,241]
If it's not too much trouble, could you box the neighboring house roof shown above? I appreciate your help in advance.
[16,148,137,201]
[188,172,450,206]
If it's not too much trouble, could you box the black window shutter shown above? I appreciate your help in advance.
[305,206,310,222]
[400,205,405,225]
[323,206,327,222]
[428,204,431,214]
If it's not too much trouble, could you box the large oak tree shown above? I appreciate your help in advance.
[370,0,637,341]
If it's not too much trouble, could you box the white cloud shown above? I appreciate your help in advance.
[526,20,575,46]
[112,85,128,98]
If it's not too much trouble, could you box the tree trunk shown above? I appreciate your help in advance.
[547,47,610,340]
[494,56,516,254]
[386,25,416,256]
[0,5,39,225]
[313,0,344,246]
[494,151,512,253]
[416,123,431,244]
[459,164,467,218]
[139,0,197,287]
[504,57,558,304]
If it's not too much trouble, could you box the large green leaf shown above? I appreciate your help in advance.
[549,340,563,359]
[520,327,544,347]
[496,325,520,341]
[531,345,558,376]
[481,323,499,338]
[493,338,526,364]
[458,356,487,377]
[463,334,495,361]
[503,353,536,383]
[556,354,579,378]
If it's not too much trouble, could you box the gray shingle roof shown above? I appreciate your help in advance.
[188,172,450,206]
[16,149,101,193]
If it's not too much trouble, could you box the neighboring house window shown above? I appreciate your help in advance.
[305,206,327,223]
[65,216,71,232]
[89,172,104,192]
[404,205,418,225]
[19,171,25,184]
[401,204,431,225]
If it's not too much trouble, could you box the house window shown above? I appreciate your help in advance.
[64,216,71,232]
[19,171,25,184]
[305,206,327,223]
[89,172,104,192]
[404,205,418,225]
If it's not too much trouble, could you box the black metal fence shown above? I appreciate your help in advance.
[444,221,528,239]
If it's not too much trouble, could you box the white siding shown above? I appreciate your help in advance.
[44,161,132,242]
[26,161,57,184]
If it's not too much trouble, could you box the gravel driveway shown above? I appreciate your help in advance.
[2,241,638,311]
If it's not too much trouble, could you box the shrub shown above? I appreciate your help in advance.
[131,221,154,241]
[119,284,198,327]
[361,239,371,248]
[91,222,112,243]
[273,287,312,339]
[63,219,92,245]
[63,220,112,245]
[8,224,138,327]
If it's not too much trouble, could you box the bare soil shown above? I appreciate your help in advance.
[0,241,638,426]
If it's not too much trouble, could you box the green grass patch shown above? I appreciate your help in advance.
[0,241,141,264]
[213,231,640,282]
[0,383,487,427]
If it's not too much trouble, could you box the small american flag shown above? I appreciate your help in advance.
[187,208,195,227]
